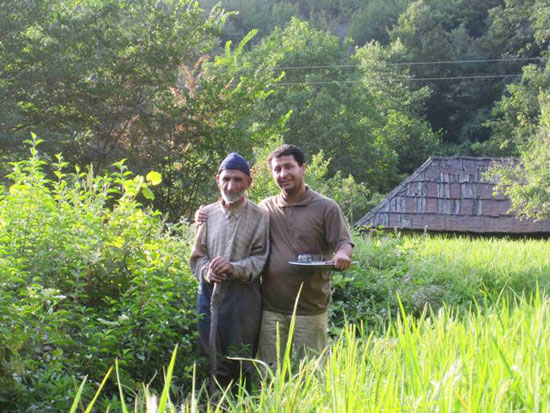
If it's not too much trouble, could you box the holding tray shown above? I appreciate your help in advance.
[288,260,358,270]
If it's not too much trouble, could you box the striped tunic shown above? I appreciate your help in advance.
[189,199,269,381]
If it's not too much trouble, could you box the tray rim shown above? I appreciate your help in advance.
[288,260,358,269]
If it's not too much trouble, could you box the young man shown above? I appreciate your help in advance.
[256,144,353,365]
[189,152,269,389]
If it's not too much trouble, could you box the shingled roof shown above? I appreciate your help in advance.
[355,156,550,234]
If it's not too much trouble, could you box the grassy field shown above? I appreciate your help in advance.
[74,235,550,412]
[229,293,550,412]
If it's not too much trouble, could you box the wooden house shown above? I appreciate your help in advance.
[355,156,550,235]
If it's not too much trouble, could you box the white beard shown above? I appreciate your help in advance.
[221,190,243,204]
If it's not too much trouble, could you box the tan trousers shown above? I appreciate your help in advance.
[257,310,328,368]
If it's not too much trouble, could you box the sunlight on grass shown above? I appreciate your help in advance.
[69,235,550,411]
[231,293,550,412]
[77,292,550,412]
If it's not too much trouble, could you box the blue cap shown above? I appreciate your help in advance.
[218,152,250,176]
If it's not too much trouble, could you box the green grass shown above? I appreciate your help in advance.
[405,236,550,307]
[82,292,550,412]
[414,236,550,278]
[69,235,550,411]
[229,293,550,412]
[331,235,550,329]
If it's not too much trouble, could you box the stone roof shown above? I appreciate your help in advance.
[355,156,550,234]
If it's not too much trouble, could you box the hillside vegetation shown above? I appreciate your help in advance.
[2,0,550,410]
[2,0,550,220]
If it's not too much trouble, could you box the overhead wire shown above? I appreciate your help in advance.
[271,73,524,86]
[242,57,543,72]
[232,56,543,86]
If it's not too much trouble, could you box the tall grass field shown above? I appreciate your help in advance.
[72,235,550,412]
[228,293,550,412]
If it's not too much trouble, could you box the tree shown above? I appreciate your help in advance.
[244,18,438,194]
[0,0,51,169]
[486,1,550,219]
[480,63,550,155]
[0,0,283,219]
[388,0,510,148]
[489,91,550,220]
[478,0,550,155]
[482,0,542,58]
[1,0,226,165]
[198,0,360,45]
[348,0,410,45]
[354,39,440,187]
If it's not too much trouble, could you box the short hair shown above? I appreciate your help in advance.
[267,144,306,166]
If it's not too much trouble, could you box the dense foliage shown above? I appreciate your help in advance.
[3,0,550,218]
[330,232,550,332]
[484,1,550,219]
[488,91,550,220]
[69,232,550,410]
[0,139,198,411]
[198,0,548,151]
[242,18,439,194]
[0,0,282,220]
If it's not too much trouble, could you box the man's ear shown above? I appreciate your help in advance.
[301,163,307,173]
[245,175,252,190]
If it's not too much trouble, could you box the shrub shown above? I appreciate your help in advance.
[0,137,198,411]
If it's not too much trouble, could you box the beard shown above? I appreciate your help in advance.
[221,189,244,204]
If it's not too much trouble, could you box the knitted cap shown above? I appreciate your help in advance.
[218,152,250,176]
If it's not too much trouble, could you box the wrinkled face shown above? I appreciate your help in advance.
[270,155,306,195]
[216,169,251,204]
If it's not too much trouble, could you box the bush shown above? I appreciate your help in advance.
[0,137,198,411]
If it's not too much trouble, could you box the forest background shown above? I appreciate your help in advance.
[1,0,550,410]
[2,0,549,222]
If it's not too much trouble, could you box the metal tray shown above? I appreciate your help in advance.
[288,261,358,270]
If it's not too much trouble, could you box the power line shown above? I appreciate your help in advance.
[391,73,524,81]
[271,73,523,86]
[391,57,543,66]
[244,57,543,72]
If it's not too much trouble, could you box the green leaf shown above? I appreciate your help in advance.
[69,375,88,413]
[142,186,154,200]
[115,360,129,413]
[85,367,112,413]
[157,345,178,413]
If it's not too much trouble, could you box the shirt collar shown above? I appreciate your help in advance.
[220,198,247,219]
[276,186,313,207]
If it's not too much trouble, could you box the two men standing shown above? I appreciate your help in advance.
[190,144,353,387]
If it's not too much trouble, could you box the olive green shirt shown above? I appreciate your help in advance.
[260,188,353,315]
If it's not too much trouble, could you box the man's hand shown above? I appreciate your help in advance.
[333,244,353,271]
[209,256,234,277]
[205,268,228,284]
[194,205,207,225]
